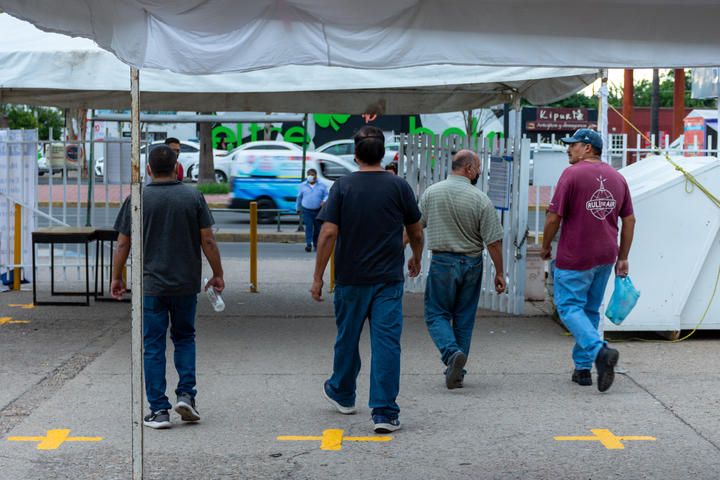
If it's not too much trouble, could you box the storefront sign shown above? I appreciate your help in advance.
[527,108,595,131]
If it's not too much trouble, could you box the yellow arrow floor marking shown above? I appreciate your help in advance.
[555,429,656,449]
[9,303,35,309]
[0,317,30,325]
[8,429,102,450]
[278,429,391,451]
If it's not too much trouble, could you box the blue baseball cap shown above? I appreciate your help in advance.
[560,128,603,149]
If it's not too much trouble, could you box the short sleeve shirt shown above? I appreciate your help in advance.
[548,161,633,270]
[114,180,214,295]
[420,175,504,256]
[317,171,421,285]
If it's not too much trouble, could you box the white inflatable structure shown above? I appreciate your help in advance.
[604,155,720,332]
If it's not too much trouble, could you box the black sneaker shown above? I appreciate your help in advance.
[595,346,620,392]
[305,245,312,252]
[175,394,201,422]
[571,369,592,386]
[445,351,467,389]
[143,409,171,429]
[372,414,401,433]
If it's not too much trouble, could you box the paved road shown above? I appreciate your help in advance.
[37,206,302,230]
[218,242,312,259]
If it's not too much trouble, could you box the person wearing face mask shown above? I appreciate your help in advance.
[296,168,329,252]
[419,150,506,389]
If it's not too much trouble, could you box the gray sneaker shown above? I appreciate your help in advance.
[143,409,171,429]
[175,394,201,422]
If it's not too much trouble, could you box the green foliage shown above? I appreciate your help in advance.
[0,104,63,139]
[546,93,600,109]
[35,107,64,140]
[538,71,715,109]
[196,182,230,194]
[631,71,715,108]
[4,106,37,130]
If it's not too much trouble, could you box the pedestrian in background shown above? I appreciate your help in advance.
[311,126,424,433]
[296,168,328,252]
[111,145,225,428]
[420,150,506,389]
[542,129,635,392]
[164,137,184,181]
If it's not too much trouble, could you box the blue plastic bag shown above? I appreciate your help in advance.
[605,275,641,325]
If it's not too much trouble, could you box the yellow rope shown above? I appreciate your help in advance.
[608,104,720,209]
[603,104,720,342]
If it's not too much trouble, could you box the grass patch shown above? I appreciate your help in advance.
[196,183,230,194]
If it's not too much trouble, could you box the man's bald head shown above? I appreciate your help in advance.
[451,149,481,186]
[452,150,480,171]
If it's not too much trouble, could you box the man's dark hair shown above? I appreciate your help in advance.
[149,145,177,176]
[452,150,477,171]
[164,137,180,145]
[353,126,385,165]
[384,162,398,174]
[307,168,317,175]
[590,145,602,156]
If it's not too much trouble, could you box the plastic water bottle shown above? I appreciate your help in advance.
[204,278,225,312]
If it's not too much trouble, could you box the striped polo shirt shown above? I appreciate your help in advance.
[419,174,504,256]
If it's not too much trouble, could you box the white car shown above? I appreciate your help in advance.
[191,141,304,183]
[316,139,399,166]
[94,140,224,180]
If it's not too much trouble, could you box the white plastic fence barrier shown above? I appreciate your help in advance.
[398,133,530,314]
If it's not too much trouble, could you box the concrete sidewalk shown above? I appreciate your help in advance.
[1,255,720,479]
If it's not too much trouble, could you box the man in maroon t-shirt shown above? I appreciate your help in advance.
[541,129,635,392]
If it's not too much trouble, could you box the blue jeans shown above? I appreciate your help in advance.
[326,282,404,419]
[553,264,614,370]
[424,252,483,366]
[143,295,198,411]
[302,208,321,247]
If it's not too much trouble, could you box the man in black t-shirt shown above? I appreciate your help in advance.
[312,126,424,434]
[112,145,224,430]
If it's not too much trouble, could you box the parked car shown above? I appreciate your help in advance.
[94,140,223,180]
[187,141,301,183]
[227,148,357,222]
[316,139,399,166]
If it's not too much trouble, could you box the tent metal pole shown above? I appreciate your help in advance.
[297,113,308,233]
[130,67,144,480]
[599,68,609,163]
[512,93,523,314]
[86,110,94,226]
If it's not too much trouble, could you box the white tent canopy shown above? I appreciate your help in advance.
[1,0,718,75]
[0,15,597,113]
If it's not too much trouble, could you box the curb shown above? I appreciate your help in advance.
[38,201,228,208]
[214,233,304,243]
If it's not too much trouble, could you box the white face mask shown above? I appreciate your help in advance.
[307,174,316,183]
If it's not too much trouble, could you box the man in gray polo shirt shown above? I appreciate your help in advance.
[420,150,506,389]
[111,145,224,429]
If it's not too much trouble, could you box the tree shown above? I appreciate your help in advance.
[632,70,716,108]
[0,104,64,139]
[537,70,716,109]
[197,112,216,185]
[461,109,498,140]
